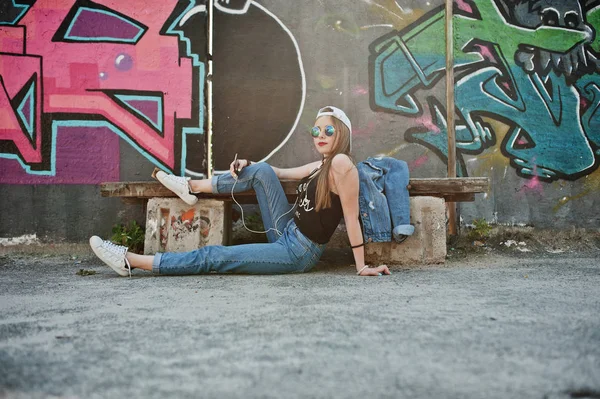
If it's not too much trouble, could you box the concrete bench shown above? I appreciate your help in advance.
[100,177,489,265]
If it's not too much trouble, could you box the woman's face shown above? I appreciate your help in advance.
[312,116,337,158]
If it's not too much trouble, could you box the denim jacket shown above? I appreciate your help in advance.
[357,157,414,243]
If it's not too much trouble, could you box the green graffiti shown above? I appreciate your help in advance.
[370,0,600,180]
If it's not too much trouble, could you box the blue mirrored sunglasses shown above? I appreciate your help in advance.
[310,125,335,137]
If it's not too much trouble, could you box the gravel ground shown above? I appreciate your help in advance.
[0,248,599,399]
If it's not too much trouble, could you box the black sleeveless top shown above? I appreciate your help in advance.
[294,169,343,244]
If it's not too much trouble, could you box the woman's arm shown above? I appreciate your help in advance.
[330,155,391,276]
[271,161,322,180]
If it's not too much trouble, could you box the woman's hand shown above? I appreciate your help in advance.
[230,159,251,178]
[357,265,391,276]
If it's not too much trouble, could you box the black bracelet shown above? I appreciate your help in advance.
[351,242,366,249]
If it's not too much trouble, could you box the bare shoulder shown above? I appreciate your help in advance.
[330,154,354,173]
[329,155,357,194]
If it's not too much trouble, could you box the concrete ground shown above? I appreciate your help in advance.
[0,248,599,399]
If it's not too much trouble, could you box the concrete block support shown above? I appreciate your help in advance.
[144,198,231,254]
[365,196,446,265]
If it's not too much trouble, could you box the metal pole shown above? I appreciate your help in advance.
[446,0,457,236]
[206,0,214,178]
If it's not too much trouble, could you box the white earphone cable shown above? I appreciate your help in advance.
[231,177,298,237]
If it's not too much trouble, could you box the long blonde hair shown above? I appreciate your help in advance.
[314,108,352,211]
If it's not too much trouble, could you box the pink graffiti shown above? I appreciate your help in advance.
[0,0,194,183]
[475,44,497,63]
[580,95,590,113]
[415,111,441,134]
[351,85,369,97]
[352,119,377,136]
[454,0,473,14]
[517,164,544,197]
[408,155,429,172]
[0,126,120,184]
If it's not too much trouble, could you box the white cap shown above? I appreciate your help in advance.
[316,106,352,151]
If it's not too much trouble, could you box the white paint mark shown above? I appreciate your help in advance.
[394,0,407,13]
[368,1,404,20]
[215,0,252,14]
[0,234,38,246]
[360,24,394,30]
[146,218,158,236]
[368,201,375,210]
[541,7,560,17]
[180,5,207,26]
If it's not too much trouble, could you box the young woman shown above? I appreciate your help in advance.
[89,106,390,277]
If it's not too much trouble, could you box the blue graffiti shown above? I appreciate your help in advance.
[369,0,600,180]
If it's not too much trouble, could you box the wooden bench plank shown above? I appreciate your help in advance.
[405,177,489,196]
[101,177,489,202]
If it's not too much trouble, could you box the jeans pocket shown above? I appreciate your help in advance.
[287,226,310,261]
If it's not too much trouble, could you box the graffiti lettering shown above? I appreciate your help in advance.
[369,0,600,180]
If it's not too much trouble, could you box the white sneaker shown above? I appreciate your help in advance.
[89,236,132,277]
[155,171,198,205]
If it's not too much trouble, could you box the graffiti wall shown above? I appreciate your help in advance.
[0,0,209,239]
[0,0,205,182]
[367,0,600,226]
[1,0,599,242]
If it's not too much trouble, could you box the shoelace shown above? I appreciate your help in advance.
[102,240,132,278]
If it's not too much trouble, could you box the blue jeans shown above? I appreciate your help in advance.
[152,163,326,275]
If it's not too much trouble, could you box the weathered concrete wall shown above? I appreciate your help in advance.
[1,0,599,243]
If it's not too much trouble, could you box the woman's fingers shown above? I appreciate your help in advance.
[229,159,246,177]
[368,265,391,276]
[358,265,391,276]
[378,265,391,275]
